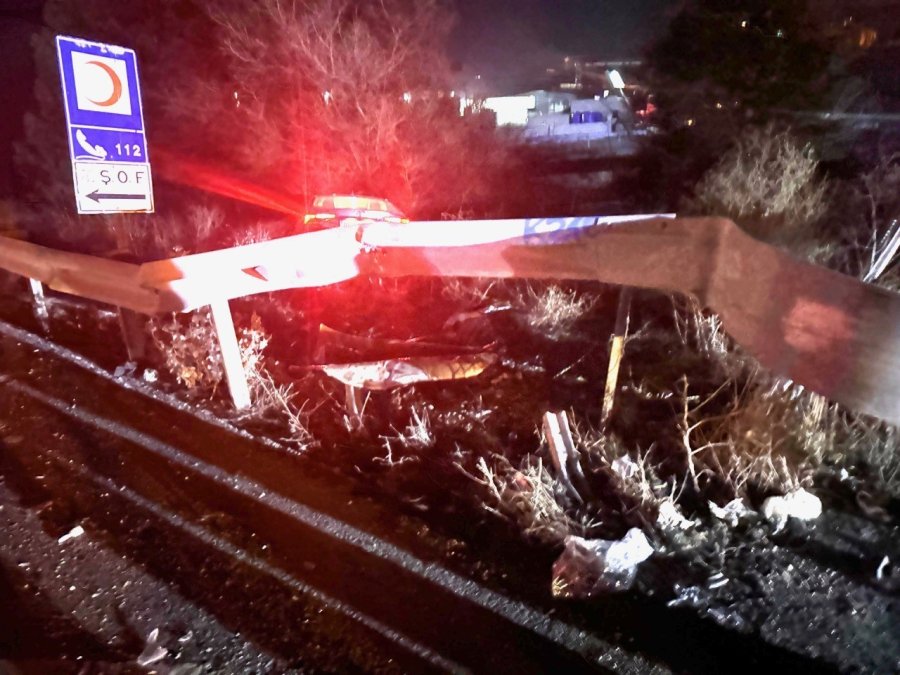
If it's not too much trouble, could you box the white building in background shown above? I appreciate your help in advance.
[480,90,578,127]
[482,94,536,126]
[479,89,629,124]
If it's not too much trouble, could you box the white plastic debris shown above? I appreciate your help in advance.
[761,488,822,530]
[611,455,639,480]
[142,368,159,383]
[709,498,755,528]
[876,556,890,582]
[57,525,85,544]
[656,498,694,532]
[552,528,654,598]
[137,628,169,667]
[707,571,729,589]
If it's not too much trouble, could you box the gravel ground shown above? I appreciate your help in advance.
[0,476,277,674]
[657,508,900,673]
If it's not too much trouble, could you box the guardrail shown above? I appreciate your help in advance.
[2,215,899,426]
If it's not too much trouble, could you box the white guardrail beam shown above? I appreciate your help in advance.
[1,214,899,426]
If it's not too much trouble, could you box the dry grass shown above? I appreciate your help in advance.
[572,424,670,515]
[827,154,900,290]
[675,376,825,500]
[469,454,593,545]
[440,278,498,309]
[829,413,900,499]
[519,283,597,339]
[238,313,314,446]
[465,418,669,543]
[374,405,435,466]
[229,221,287,247]
[671,298,734,367]
[108,205,224,258]
[667,297,831,500]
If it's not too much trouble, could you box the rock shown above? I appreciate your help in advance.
[113,361,137,378]
[552,528,654,598]
[761,488,822,530]
[657,498,694,532]
[709,498,755,528]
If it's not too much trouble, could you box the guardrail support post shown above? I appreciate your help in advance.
[601,287,632,427]
[116,307,147,362]
[29,278,49,322]
[344,383,365,429]
[209,298,251,410]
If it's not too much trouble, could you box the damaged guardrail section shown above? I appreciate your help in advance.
[1,215,899,426]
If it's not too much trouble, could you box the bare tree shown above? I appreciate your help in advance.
[199,0,511,215]
[16,0,516,255]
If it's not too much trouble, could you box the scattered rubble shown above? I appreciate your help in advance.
[610,455,639,481]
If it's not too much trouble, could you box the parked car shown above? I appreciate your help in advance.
[303,194,407,230]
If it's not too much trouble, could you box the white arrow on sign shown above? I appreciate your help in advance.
[74,161,154,213]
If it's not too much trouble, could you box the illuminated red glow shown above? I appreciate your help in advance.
[153,146,307,217]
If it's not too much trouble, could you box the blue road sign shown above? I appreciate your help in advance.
[56,35,154,213]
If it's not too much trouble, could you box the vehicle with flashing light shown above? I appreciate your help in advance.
[303,194,408,230]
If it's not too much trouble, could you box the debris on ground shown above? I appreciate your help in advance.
[113,361,137,378]
[317,323,491,361]
[541,410,588,502]
[57,525,85,545]
[610,455,639,481]
[137,628,169,668]
[657,499,694,532]
[760,488,822,530]
[552,528,654,598]
[320,353,496,390]
[709,499,755,528]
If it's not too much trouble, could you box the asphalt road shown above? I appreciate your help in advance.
[0,302,864,674]
[0,319,661,674]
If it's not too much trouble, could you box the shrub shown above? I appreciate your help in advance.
[149,308,224,394]
[688,126,827,250]
[470,453,593,545]
[516,283,597,339]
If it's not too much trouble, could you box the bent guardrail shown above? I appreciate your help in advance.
[1,215,898,426]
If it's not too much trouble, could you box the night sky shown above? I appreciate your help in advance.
[451,0,680,89]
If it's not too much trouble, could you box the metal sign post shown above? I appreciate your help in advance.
[56,35,154,214]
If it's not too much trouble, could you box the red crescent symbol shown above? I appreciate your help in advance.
[85,60,123,107]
